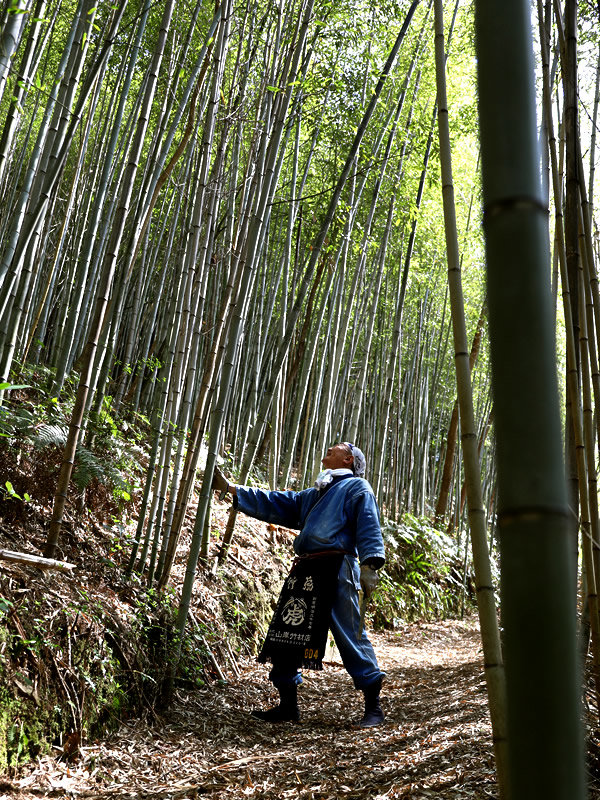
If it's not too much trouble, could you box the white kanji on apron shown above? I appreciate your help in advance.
[281,597,307,626]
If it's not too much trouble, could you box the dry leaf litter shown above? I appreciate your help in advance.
[3,498,600,799]
[4,618,501,800]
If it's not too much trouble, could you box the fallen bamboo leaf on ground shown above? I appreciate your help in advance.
[10,619,512,800]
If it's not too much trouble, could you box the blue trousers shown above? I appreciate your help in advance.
[269,555,385,691]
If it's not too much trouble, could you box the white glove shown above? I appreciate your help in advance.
[360,564,379,599]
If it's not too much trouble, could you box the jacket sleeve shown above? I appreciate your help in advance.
[348,485,385,566]
[235,486,306,529]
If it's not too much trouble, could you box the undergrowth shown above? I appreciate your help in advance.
[0,569,197,773]
[0,370,204,772]
[0,368,146,528]
[372,514,475,626]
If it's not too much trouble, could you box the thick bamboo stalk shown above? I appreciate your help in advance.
[475,0,586,796]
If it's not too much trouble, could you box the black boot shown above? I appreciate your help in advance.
[359,677,385,728]
[251,685,300,723]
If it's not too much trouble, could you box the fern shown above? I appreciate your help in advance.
[374,515,473,624]
[0,405,35,439]
[72,447,104,490]
[0,374,145,502]
[31,423,68,450]
[73,445,128,492]
[6,724,18,750]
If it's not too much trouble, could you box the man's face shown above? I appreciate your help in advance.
[322,443,354,471]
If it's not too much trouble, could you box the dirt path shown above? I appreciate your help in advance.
[4,617,506,800]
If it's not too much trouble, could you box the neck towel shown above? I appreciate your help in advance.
[314,467,353,490]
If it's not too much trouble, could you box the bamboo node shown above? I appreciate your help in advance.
[497,506,574,527]
[483,195,548,221]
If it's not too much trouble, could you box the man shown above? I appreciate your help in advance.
[213,441,386,728]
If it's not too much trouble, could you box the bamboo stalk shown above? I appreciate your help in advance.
[433,2,508,794]
[0,549,75,572]
[475,0,586,795]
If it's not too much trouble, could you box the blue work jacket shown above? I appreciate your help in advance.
[235,475,385,565]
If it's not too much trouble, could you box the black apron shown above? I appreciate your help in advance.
[257,551,345,670]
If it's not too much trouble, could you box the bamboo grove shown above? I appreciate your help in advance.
[0,0,491,579]
[0,0,599,788]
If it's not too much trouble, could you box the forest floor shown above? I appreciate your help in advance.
[3,488,600,799]
[4,617,504,800]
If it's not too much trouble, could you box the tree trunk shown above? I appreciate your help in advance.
[475,0,586,795]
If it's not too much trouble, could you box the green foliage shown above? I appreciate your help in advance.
[372,514,470,626]
[71,444,129,498]
[1,481,30,502]
[0,597,13,616]
[7,0,28,14]
[0,370,144,512]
